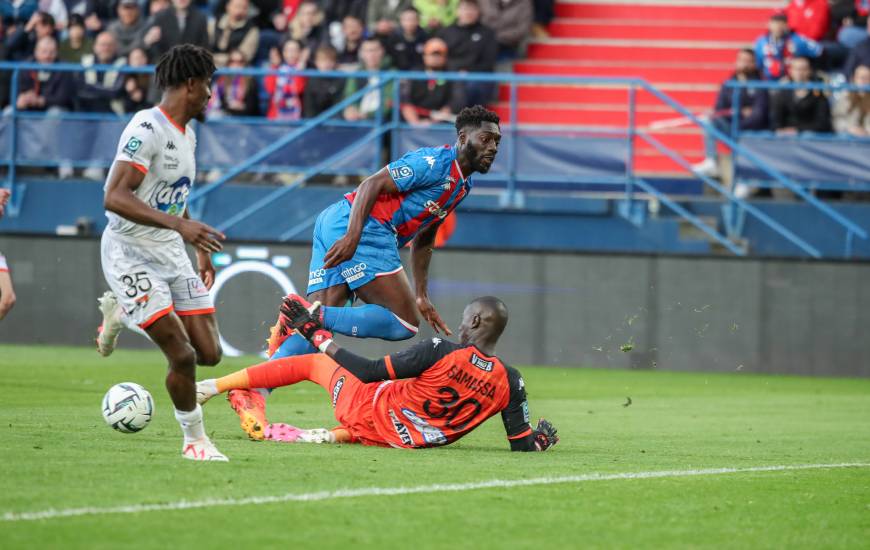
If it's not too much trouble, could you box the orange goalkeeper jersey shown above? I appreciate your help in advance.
[368,338,532,448]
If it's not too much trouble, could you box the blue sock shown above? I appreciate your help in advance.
[322,304,417,340]
[271,333,315,359]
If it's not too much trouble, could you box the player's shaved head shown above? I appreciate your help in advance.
[458,296,508,354]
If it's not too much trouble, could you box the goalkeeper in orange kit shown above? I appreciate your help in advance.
[197,295,558,451]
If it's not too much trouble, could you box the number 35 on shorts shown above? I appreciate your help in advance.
[122,272,152,298]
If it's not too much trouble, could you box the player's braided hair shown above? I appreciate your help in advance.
[154,44,216,91]
[455,105,500,133]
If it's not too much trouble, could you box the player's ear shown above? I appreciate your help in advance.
[471,314,481,329]
[457,129,467,147]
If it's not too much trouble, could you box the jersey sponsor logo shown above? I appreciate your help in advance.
[388,409,413,446]
[139,122,154,132]
[123,136,143,157]
[401,408,447,446]
[308,268,326,285]
[424,199,449,220]
[166,140,176,151]
[340,262,367,284]
[389,164,414,182]
[469,353,494,372]
[149,177,191,215]
[447,365,497,400]
[163,154,180,170]
[332,376,345,407]
[423,155,436,169]
[521,400,530,423]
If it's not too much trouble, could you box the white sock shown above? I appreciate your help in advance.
[175,404,206,443]
[199,379,218,398]
[254,387,270,400]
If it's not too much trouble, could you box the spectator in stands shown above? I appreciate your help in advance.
[213,0,281,30]
[122,47,153,113]
[211,0,259,67]
[332,14,365,69]
[479,0,532,59]
[386,6,427,70]
[265,38,305,120]
[207,49,260,117]
[288,0,327,57]
[438,0,498,107]
[322,0,366,25]
[302,44,345,117]
[400,37,457,125]
[367,0,412,39]
[0,0,38,27]
[694,49,770,178]
[343,37,394,121]
[844,16,870,76]
[836,5,868,49]
[76,31,126,114]
[142,0,210,61]
[833,64,870,134]
[771,56,833,134]
[57,12,90,62]
[755,12,822,80]
[107,0,146,57]
[531,0,553,38]
[786,0,830,42]
[15,35,75,112]
[6,10,55,60]
[41,0,68,30]
[414,0,458,31]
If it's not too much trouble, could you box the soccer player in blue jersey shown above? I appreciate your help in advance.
[224,105,501,440]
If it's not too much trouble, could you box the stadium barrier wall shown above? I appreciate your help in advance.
[0,235,867,378]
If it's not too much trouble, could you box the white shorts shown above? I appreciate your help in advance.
[0,253,7,272]
[100,231,214,329]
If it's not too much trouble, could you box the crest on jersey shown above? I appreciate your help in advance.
[423,155,436,168]
[123,136,143,157]
[431,337,442,348]
[469,353,494,372]
[149,177,191,216]
[389,164,414,182]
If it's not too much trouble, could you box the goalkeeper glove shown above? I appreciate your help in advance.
[279,296,334,352]
[532,418,559,451]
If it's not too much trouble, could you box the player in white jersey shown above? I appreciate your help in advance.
[0,188,15,321]
[96,45,228,461]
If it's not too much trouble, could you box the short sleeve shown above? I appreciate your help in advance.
[113,116,159,173]
[387,148,451,192]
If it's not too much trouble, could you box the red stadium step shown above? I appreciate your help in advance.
[554,2,777,24]
[634,152,704,173]
[548,19,761,42]
[636,131,705,152]
[527,42,740,64]
[496,85,717,108]
[514,61,732,85]
[491,103,705,126]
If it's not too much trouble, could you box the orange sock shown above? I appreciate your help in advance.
[216,369,250,393]
[244,354,338,391]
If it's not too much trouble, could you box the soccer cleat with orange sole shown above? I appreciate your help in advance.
[227,389,268,441]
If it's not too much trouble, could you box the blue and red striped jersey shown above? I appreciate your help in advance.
[345,145,471,247]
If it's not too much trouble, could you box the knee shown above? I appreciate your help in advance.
[169,343,197,372]
[196,344,222,367]
[387,313,419,341]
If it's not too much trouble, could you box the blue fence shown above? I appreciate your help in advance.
[0,62,867,258]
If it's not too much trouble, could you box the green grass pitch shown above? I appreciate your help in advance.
[1,344,868,549]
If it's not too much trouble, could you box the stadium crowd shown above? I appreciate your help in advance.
[0,0,544,123]
[696,1,870,187]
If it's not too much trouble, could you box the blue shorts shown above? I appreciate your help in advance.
[307,200,403,294]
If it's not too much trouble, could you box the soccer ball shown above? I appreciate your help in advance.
[102,382,154,433]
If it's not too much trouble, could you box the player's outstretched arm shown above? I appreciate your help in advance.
[501,366,559,452]
[104,162,225,253]
[323,168,399,268]
[279,297,443,382]
[410,221,451,335]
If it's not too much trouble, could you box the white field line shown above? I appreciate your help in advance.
[3,462,868,522]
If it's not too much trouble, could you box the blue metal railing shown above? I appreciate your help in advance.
[0,61,866,258]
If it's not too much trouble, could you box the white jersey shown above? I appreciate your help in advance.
[104,107,197,242]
